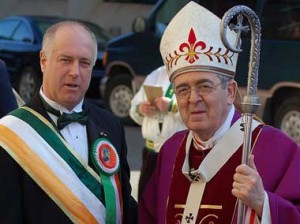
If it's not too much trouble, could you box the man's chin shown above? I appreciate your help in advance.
[188,120,208,131]
[60,97,82,110]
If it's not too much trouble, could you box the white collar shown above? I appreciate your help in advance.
[184,117,262,182]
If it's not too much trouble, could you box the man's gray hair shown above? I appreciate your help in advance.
[41,20,98,64]
[218,74,233,89]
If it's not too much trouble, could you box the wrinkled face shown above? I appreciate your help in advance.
[40,25,96,110]
[173,71,237,140]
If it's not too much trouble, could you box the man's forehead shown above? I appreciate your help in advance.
[173,72,219,84]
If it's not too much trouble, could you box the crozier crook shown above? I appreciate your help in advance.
[220,5,262,224]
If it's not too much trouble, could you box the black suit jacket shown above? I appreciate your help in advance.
[0,59,18,118]
[0,95,137,224]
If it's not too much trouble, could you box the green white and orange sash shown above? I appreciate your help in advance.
[0,106,121,224]
[181,117,261,224]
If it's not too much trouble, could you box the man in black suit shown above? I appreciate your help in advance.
[0,59,18,118]
[0,21,137,224]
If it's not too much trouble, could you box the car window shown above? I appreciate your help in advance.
[36,21,57,34]
[35,19,111,47]
[262,0,300,39]
[0,20,19,41]
[13,22,34,43]
[84,22,111,45]
[155,0,190,25]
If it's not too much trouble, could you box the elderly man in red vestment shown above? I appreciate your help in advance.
[138,2,300,224]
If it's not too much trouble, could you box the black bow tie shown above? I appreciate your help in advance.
[41,97,88,130]
[57,111,88,130]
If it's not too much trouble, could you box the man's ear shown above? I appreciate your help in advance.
[40,51,46,73]
[227,80,238,105]
[233,87,243,113]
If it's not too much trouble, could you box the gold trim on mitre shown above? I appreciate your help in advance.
[160,1,238,82]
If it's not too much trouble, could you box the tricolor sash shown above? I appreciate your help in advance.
[0,106,107,224]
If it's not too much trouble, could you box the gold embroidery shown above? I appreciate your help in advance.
[175,204,222,210]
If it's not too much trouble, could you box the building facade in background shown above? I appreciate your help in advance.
[0,0,155,36]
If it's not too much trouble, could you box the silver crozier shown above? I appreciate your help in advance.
[220,5,261,224]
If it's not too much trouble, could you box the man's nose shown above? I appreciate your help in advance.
[70,61,80,77]
[189,88,203,102]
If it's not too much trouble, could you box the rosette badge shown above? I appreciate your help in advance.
[92,138,120,175]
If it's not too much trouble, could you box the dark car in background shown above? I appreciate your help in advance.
[101,0,300,144]
[0,15,111,103]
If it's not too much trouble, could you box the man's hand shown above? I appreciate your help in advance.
[232,155,265,218]
[154,97,171,113]
[139,101,157,117]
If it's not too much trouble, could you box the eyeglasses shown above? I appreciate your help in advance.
[174,81,227,99]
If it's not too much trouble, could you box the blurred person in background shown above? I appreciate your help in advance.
[130,65,185,200]
[0,59,18,117]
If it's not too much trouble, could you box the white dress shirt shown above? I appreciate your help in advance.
[40,90,89,164]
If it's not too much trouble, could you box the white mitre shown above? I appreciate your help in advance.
[160,1,239,82]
